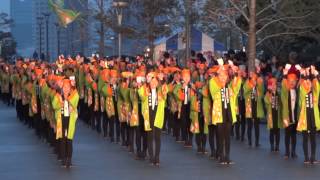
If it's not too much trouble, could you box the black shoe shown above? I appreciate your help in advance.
[311,160,319,164]
[218,158,227,165]
[202,149,208,154]
[209,153,215,159]
[270,146,275,152]
[291,153,297,159]
[284,154,289,159]
[255,143,260,147]
[226,160,235,165]
[61,159,66,167]
[304,158,310,164]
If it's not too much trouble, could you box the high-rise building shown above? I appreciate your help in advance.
[10,0,34,56]
[32,0,88,61]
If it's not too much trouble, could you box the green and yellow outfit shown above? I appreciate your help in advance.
[138,83,168,164]
[264,90,282,151]
[297,78,320,162]
[52,89,79,167]
[209,75,242,163]
[243,77,265,146]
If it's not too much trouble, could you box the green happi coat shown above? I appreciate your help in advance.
[202,84,211,133]
[264,91,283,129]
[189,85,209,134]
[209,76,242,125]
[101,83,117,118]
[172,83,185,119]
[52,89,79,139]
[280,78,298,128]
[1,72,9,93]
[129,87,139,127]
[297,79,320,132]
[119,85,131,123]
[40,82,49,120]
[243,77,265,119]
[189,88,200,133]
[138,84,168,131]
[167,83,178,114]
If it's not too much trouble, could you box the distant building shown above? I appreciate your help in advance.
[10,0,34,56]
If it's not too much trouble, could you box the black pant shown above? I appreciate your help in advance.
[285,124,297,156]
[208,125,218,157]
[173,112,182,141]
[34,113,42,138]
[217,122,232,162]
[247,118,260,146]
[181,104,192,145]
[16,100,22,121]
[137,107,147,158]
[120,122,129,146]
[115,112,120,142]
[269,128,280,150]
[83,104,91,125]
[129,126,140,153]
[102,112,108,137]
[137,127,147,158]
[302,130,316,161]
[3,92,10,106]
[60,116,73,166]
[108,115,115,141]
[95,111,101,133]
[234,114,246,141]
[78,99,84,120]
[167,110,174,135]
[147,127,161,163]
[195,115,206,152]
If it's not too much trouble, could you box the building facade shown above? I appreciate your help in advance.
[10,0,34,57]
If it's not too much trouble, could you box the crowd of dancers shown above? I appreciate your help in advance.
[0,52,319,168]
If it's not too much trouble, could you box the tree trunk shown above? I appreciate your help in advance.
[247,0,256,72]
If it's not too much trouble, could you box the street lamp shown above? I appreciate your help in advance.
[42,12,51,61]
[37,17,43,60]
[112,1,128,59]
[54,22,61,57]
[110,36,115,56]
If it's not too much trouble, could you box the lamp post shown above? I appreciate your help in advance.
[37,17,43,60]
[42,12,50,61]
[54,22,61,57]
[112,1,128,59]
[110,36,115,56]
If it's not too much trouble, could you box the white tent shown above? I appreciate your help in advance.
[154,28,226,60]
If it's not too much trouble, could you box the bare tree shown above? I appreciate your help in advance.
[127,0,179,59]
[203,0,320,71]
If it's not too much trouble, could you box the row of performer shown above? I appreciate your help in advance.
[0,55,320,167]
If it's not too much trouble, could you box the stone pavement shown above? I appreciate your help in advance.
[0,103,320,180]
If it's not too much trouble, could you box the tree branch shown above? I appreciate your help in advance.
[228,0,249,22]
[256,0,282,17]
[256,30,310,46]
[207,9,248,36]
[256,11,314,35]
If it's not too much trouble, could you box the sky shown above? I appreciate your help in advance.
[0,0,10,15]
